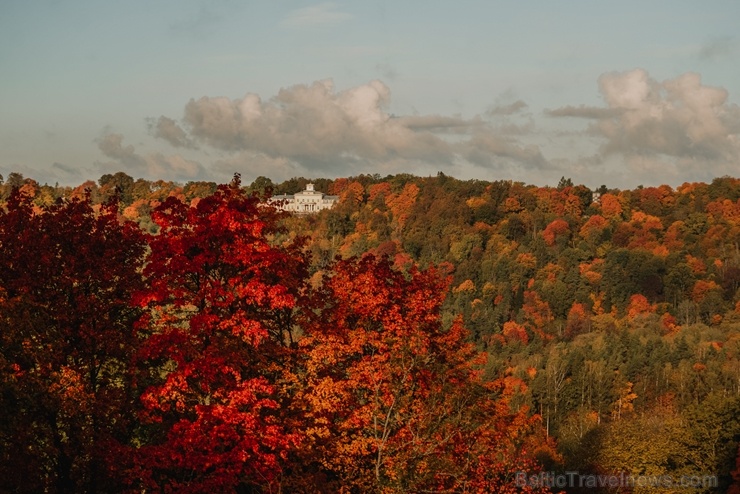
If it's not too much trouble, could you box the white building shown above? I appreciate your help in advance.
[270,183,338,213]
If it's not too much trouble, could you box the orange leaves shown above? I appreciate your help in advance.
[611,380,637,420]
[563,192,583,217]
[329,177,350,196]
[706,198,740,223]
[692,279,721,303]
[686,254,707,274]
[627,294,656,320]
[341,180,365,205]
[385,182,419,227]
[466,196,488,209]
[652,244,670,258]
[516,252,538,270]
[579,258,604,286]
[599,192,624,220]
[579,214,608,243]
[542,218,570,246]
[632,211,663,230]
[502,196,524,213]
[664,220,686,250]
[503,321,530,345]
[48,367,93,411]
[453,278,476,293]
[294,255,547,492]
[522,290,553,331]
[534,186,584,217]
[539,262,563,283]
[661,312,679,334]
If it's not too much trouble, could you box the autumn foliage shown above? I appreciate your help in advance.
[295,255,544,491]
[119,177,307,492]
[5,171,740,492]
[0,177,550,493]
[0,191,146,493]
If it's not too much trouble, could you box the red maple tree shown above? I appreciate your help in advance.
[122,176,308,493]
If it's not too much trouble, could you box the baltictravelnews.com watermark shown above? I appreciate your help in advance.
[515,471,718,490]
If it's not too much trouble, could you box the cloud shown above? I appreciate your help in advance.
[148,116,196,149]
[487,100,528,116]
[97,133,146,169]
[51,162,83,178]
[393,114,484,132]
[0,161,95,187]
[546,105,621,119]
[547,69,740,177]
[697,36,735,61]
[96,133,206,181]
[462,133,547,169]
[159,79,546,175]
[280,3,353,28]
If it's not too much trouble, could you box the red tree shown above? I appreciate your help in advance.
[0,191,146,493]
[123,176,308,493]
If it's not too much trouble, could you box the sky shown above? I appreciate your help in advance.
[1,0,739,189]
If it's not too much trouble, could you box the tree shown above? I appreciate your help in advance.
[596,404,684,486]
[542,218,570,247]
[386,182,420,228]
[565,302,590,339]
[729,443,740,494]
[599,193,624,220]
[122,176,308,493]
[294,254,549,492]
[534,345,570,438]
[6,171,24,189]
[692,280,726,323]
[557,176,573,189]
[0,191,146,493]
[626,294,655,321]
[183,181,218,202]
[99,171,135,205]
[247,175,274,197]
[579,214,608,246]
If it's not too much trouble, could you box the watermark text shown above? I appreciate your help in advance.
[515,471,718,490]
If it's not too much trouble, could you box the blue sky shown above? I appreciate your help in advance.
[1,1,739,189]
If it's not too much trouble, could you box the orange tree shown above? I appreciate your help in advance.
[290,254,550,493]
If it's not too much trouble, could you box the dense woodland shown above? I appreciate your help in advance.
[1,170,740,493]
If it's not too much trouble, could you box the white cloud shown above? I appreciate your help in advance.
[96,133,206,181]
[159,79,546,177]
[547,69,740,183]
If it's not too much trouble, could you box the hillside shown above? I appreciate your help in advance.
[1,171,739,492]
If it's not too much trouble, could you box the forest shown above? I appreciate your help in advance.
[1,170,740,493]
